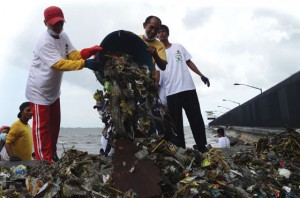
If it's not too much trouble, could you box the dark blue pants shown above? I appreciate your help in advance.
[167,90,207,149]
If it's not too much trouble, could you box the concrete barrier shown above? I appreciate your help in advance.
[208,126,296,144]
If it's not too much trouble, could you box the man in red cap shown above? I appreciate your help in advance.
[25,6,103,163]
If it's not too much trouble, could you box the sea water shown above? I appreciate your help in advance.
[57,126,218,157]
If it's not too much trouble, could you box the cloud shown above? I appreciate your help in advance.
[1,1,300,127]
[182,7,213,29]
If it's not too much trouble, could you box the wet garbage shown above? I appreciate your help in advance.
[1,129,299,197]
[1,36,300,197]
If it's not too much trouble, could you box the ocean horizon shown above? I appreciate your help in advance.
[56,126,218,157]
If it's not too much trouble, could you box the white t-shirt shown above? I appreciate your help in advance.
[156,43,196,97]
[25,31,76,105]
[158,83,167,106]
[218,136,230,148]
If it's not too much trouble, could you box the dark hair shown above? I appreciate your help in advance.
[159,24,169,34]
[217,127,225,136]
[18,102,31,118]
[144,16,162,25]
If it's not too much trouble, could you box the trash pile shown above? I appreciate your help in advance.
[1,52,299,197]
[231,128,300,197]
[1,128,299,197]
[93,52,175,156]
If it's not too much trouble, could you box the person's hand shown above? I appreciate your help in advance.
[80,45,103,59]
[147,46,157,55]
[84,59,100,71]
[10,155,22,162]
[201,76,210,87]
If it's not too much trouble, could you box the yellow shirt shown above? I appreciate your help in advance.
[139,35,167,74]
[6,119,33,160]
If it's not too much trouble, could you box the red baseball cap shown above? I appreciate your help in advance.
[0,126,10,132]
[44,6,65,25]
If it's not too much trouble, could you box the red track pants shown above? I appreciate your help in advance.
[30,98,60,163]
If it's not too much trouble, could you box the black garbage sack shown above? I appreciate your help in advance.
[95,30,153,85]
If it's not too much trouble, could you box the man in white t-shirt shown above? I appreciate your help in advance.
[25,6,103,163]
[156,25,210,153]
[217,128,230,148]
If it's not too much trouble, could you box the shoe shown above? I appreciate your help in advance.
[52,153,59,162]
[193,144,208,153]
[199,146,209,153]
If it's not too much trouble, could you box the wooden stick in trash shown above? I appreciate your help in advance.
[151,139,166,153]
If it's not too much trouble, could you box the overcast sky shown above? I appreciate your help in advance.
[1,0,300,128]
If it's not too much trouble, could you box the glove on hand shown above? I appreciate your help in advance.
[84,59,100,71]
[201,76,210,87]
[80,45,103,59]
[10,155,22,162]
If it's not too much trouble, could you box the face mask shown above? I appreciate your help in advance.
[47,28,62,36]
[144,33,156,41]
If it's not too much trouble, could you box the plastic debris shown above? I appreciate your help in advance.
[278,168,291,179]
[1,49,300,197]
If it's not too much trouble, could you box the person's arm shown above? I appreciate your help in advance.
[186,60,210,87]
[186,59,203,77]
[5,124,22,161]
[52,58,85,71]
[155,70,160,88]
[67,50,82,60]
[67,46,103,60]
[5,143,22,161]
[5,143,14,157]
[52,45,103,71]
[148,46,167,70]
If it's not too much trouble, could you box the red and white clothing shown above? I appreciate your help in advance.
[25,31,76,162]
[30,99,61,162]
[26,31,76,105]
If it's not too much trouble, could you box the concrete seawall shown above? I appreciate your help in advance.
[209,71,300,128]
[208,126,299,143]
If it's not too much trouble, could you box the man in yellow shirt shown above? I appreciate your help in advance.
[139,15,167,86]
[5,102,33,161]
